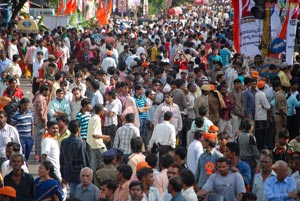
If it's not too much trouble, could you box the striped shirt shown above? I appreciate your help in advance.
[76,110,91,139]
[113,123,140,154]
[11,110,33,138]
[134,95,148,119]
[104,99,119,126]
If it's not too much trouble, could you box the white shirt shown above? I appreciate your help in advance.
[255,90,271,121]
[33,46,48,62]
[182,186,198,201]
[41,136,61,180]
[92,90,104,107]
[252,170,276,201]
[148,121,176,148]
[32,59,43,78]
[187,140,203,174]
[8,44,18,60]
[136,46,146,58]
[101,57,117,72]
[1,160,29,176]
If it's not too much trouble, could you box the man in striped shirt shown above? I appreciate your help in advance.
[113,113,140,161]
[76,98,92,140]
[134,84,150,143]
[11,98,33,161]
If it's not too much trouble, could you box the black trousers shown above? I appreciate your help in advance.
[255,120,268,151]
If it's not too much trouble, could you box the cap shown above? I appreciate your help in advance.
[102,149,117,158]
[281,80,291,88]
[107,50,113,56]
[257,80,265,89]
[208,125,219,132]
[136,161,151,172]
[201,84,211,91]
[0,186,16,198]
[251,71,259,78]
[203,132,217,141]
[112,148,124,156]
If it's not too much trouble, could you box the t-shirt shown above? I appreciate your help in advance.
[203,171,246,201]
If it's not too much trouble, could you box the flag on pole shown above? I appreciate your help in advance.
[64,0,77,15]
[96,0,108,26]
[143,0,148,16]
[107,0,113,15]
[57,0,64,16]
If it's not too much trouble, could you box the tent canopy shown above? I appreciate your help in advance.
[168,7,183,15]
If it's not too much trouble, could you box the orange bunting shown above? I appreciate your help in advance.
[96,0,108,26]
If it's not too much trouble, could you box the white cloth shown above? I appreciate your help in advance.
[41,137,61,180]
[148,121,176,149]
[182,186,198,201]
[101,57,117,72]
[7,44,18,60]
[252,170,276,201]
[255,90,271,121]
[1,160,29,176]
[187,140,203,175]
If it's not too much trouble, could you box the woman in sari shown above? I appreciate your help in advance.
[53,42,64,71]
[35,161,63,201]
[122,96,140,128]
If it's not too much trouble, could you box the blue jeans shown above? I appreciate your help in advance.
[69,181,81,198]
[20,136,34,161]
[139,118,147,139]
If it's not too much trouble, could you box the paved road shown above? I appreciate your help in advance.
[20,78,39,178]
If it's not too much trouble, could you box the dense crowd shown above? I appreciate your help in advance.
[0,5,300,201]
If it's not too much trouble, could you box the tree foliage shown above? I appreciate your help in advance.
[10,0,28,22]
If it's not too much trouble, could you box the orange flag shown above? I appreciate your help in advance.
[57,0,64,16]
[64,0,75,15]
[96,0,108,25]
[107,0,113,15]
[72,0,77,14]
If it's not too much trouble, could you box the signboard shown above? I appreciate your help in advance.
[118,0,126,13]
[17,18,38,33]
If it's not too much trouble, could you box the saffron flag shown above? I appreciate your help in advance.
[96,0,108,26]
[107,0,113,15]
[64,0,77,15]
[57,0,64,16]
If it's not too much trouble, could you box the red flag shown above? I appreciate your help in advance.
[96,0,108,25]
[57,0,64,16]
[72,0,77,13]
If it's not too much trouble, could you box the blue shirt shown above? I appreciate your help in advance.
[0,58,12,74]
[219,48,231,67]
[171,192,187,201]
[236,159,251,186]
[134,94,148,119]
[287,93,300,116]
[195,148,223,188]
[11,110,33,138]
[208,55,222,70]
[243,88,257,119]
[49,98,71,121]
[264,176,296,201]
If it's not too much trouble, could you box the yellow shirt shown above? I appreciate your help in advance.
[87,114,106,149]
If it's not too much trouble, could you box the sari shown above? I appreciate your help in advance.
[122,96,140,128]
[35,177,63,201]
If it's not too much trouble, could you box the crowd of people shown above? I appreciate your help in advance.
[0,5,300,201]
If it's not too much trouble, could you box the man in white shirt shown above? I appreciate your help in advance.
[187,130,204,175]
[91,80,104,108]
[87,104,110,172]
[7,39,18,61]
[32,51,43,95]
[101,51,117,72]
[255,80,271,150]
[33,40,48,62]
[148,111,176,159]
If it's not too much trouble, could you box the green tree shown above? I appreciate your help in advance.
[149,0,167,15]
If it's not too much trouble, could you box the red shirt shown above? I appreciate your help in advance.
[3,87,23,99]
